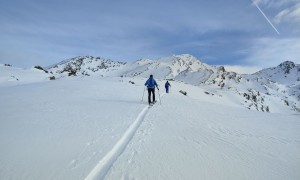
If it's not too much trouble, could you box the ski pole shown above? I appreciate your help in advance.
[142,86,146,101]
[157,88,162,105]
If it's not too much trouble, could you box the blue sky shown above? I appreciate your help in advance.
[0,0,299,72]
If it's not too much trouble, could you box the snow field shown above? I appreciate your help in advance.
[0,76,299,180]
[105,90,300,180]
[0,66,50,86]
[85,105,151,180]
[0,77,146,179]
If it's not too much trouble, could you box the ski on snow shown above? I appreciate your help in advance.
[149,101,157,107]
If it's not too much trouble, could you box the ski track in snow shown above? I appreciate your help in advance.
[84,95,163,180]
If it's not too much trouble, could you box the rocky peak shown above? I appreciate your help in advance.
[278,61,295,74]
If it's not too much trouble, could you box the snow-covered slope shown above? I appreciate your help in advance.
[251,61,300,107]
[47,56,127,77]
[120,54,217,81]
[46,54,300,113]
[0,64,51,87]
[1,54,299,113]
[254,61,300,85]
[46,54,218,81]
[0,77,299,180]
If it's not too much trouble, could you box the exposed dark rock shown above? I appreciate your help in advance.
[11,76,19,81]
[284,100,289,106]
[279,61,295,74]
[179,90,187,96]
[68,69,76,76]
[218,66,225,72]
[34,66,48,73]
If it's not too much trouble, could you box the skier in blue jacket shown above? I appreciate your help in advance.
[165,81,171,93]
[144,75,159,104]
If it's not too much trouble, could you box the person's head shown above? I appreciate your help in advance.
[150,74,153,78]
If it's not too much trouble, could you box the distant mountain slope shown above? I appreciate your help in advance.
[1,54,299,113]
[121,54,216,80]
[47,56,127,77]
[47,54,227,84]
[0,64,50,86]
[253,61,300,85]
[45,54,300,113]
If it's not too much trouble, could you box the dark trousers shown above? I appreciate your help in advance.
[148,88,155,103]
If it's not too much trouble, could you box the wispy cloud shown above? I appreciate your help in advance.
[244,38,300,67]
[0,0,299,68]
[253,0,298,9]
[274,3,300,25]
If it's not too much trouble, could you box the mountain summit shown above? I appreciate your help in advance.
[47,54,224,81]
[47,56,126,77]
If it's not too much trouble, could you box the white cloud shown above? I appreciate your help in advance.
[274,3,300,24]
[254,0,298,8]
[244,37,300,68]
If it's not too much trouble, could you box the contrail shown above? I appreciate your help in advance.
[251,0,280,35]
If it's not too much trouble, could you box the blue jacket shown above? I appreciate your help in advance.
[145,77,158,88]
[165,81,170,88]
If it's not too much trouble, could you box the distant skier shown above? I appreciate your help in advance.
[145,75,159,105]
[165,81,171,93]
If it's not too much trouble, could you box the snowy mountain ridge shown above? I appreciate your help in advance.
[45,54,300,87]
[253,61,300,85]
[47,56,127,77]
[43,54,300,113]
[1,54,299,113]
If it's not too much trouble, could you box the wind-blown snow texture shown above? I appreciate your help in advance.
[0,55,299,180]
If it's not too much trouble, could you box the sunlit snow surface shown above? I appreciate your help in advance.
[0,73,299,180]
